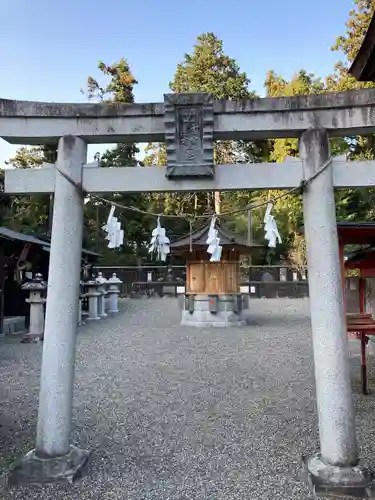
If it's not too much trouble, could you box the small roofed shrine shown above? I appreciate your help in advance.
[337,221,375,314]
[170,219,264,327]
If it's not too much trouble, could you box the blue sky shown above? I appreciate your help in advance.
[0,0,353,165]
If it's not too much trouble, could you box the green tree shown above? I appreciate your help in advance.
[327,0,375,91]
[260,0,375,269]
[250,70,330,268]
[0,169,12,226]
[328,0,375,225]
[3,147,52,234]
[87,58,138,104]
[170,32,253,99]
[171,32,262,215]
[84,59,155,264]
[144,32,267,245]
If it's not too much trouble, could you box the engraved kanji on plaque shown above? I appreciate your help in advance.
[164,93,214,178]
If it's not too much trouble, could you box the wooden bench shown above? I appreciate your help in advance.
[347,313,375,395]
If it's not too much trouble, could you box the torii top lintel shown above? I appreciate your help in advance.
[4,89,375,191]
[1,88,375,146]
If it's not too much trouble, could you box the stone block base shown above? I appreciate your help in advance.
[302,453,375,498]
[177,294,185,309]
[181,294,248,327]
[2,316,26,335]
[181,309,245,327]
[6,445,90,487]
[21,333,41,343]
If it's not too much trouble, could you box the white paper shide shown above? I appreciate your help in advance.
[263,203,282,248]
[102,205,124,249]
[148,217,170,261]
[206,216,222,262]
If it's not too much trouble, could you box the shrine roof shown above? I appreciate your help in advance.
[345,246,375,270]
[0,227,101,259]
[33,233,101,258]
[170,221,264,252]
[349,11,375,81]
[0,227,49,247]
[337,221,375,245]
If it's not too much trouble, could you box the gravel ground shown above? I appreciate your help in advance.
[1,297,375,499]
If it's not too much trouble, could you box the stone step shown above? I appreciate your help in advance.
[2,316,26,336]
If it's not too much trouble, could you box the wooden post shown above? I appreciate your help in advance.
[359,270,366,313]
[338,240,346,313]
[247,209,252,246]
[48,195,54,237]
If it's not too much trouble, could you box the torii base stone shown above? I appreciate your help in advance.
[6,446,90,488]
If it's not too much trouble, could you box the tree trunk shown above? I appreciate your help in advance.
[247,209,252,245]
[214,191,221,214]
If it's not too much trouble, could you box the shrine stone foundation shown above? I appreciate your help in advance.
[4,89,375,495]
[181,293,249,327]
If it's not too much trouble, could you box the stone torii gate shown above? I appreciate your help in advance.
[3,90,375,495]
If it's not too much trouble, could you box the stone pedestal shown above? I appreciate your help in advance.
[181,294,245,327]
[96,272,108,319]
[21,274,47,343]
[107,273,122,313]
[7,445,90,487]
[177,286,185,310]
[85,281,101,321]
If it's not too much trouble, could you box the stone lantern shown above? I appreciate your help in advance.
[21,273,47,343]
[107,273,122,313]
[84,280,101,320]
[95,272,108,318]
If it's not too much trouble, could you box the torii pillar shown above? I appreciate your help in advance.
[300,128,373,495]
[8,136,90,485]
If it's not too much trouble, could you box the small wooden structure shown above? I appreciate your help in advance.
[337,221,375,311]
[338,222,375,395]
[170,221,263,326]
[346,246,375,312]
[0,227,100,334]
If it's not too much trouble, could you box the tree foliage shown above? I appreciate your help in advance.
[144,32,267,245]
[327,0,375,227]
[170,33,254,99]
[3,3,375,269]
[3,147,51,233]
[327,0,375,91]
[84,59,155,264]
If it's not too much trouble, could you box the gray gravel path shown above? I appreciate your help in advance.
[1,298,375,499]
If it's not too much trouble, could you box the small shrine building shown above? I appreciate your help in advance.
[170,220,263,327]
